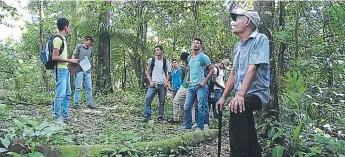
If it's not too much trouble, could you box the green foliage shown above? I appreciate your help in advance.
[292,121,303,152]
[272,145,283,157]
[0,103,11,119]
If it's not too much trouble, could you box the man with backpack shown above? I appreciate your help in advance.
[71,36,97,110]
[51,18,79,123]
[205,59,231,125]
[184,38,214,131]
[142,45,171,122]
[216,10,270,157]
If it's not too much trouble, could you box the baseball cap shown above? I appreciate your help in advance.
[221,59,231,68]
[230,10,261,28]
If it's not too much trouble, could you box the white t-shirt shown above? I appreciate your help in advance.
[213,66,225,90]
[148,57,171,84]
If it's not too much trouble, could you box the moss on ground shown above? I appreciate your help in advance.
[38,129,218,157]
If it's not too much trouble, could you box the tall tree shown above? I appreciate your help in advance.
[255,1,279,120]
[96,1,113,94]
[39,1,49,92]
[278,1,286,75]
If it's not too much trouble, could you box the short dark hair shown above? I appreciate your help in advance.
[57,18,69,31]
[172,59,177,62]
[85,36,95,42]
[155,45,163,51]
[180,52,189,61]
[193,37,202,46]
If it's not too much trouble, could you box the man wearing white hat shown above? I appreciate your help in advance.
[217,10,270,157]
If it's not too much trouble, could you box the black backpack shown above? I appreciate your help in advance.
[150,57,168,77]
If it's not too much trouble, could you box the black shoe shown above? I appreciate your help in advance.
[72,104,81,109]
[167,118,179,124]
[157,116,166,123]
[88,105,97,109]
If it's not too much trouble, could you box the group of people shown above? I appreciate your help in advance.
[50,9,269,157]
[142,41,231,131]
[141,10,270,156]
[50,18,97,124]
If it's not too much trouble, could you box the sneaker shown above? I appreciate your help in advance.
[204,124,210,130]
[192,123,198,129]
[183,125,192,130]
[195,128,202,131]
[167,118,180,124]
[88,105,97,109]
[62,116,74,122]
[141,117,150,123]
[157,116,164,122]
[56,118,64,124]
[72,104,80,109]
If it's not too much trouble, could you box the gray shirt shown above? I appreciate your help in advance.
[148,57,171,84]
[233,31,270,104]
[73,44,92,60]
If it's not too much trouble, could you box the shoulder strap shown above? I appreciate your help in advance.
[163,57,167,75]
[52,35,65,55]
[150,57,155,76]
[215,65,220,77]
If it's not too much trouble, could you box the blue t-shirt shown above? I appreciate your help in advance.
[233,31,270,104]
[171,67,182,91]
[188,53,211,86]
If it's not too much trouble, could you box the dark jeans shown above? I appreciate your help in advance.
[229,94,262,157]
[144,84,166,119]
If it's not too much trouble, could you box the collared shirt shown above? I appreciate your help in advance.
[233,31,270,104]
[171,67,182,91]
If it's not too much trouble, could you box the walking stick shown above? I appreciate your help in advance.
[218,104,222,157]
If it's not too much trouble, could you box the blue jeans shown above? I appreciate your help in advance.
[144,84,167,119]
[205,89,223,124]
[184,84,208,129]
[73,71,93,106]
[53,69,71,120]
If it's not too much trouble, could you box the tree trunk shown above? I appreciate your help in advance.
[294,3,299,58]
[131,1,148,89]
[255,2,280,145]
[39,1,49,92]
[255,1,278,120]
[278,1,286,75]
[96,2,113,94]
[122,46,126,90]
[70,1,77,91]
[192,1,200,37]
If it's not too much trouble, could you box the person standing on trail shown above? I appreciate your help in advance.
[52,18,79,123]
[142,45,171,122]
[170,59,182,99]
[205,59,231,123]
[216,10,270,157]
[72,36,97,110]
[184,38,214,131]
[168,52,189,124]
